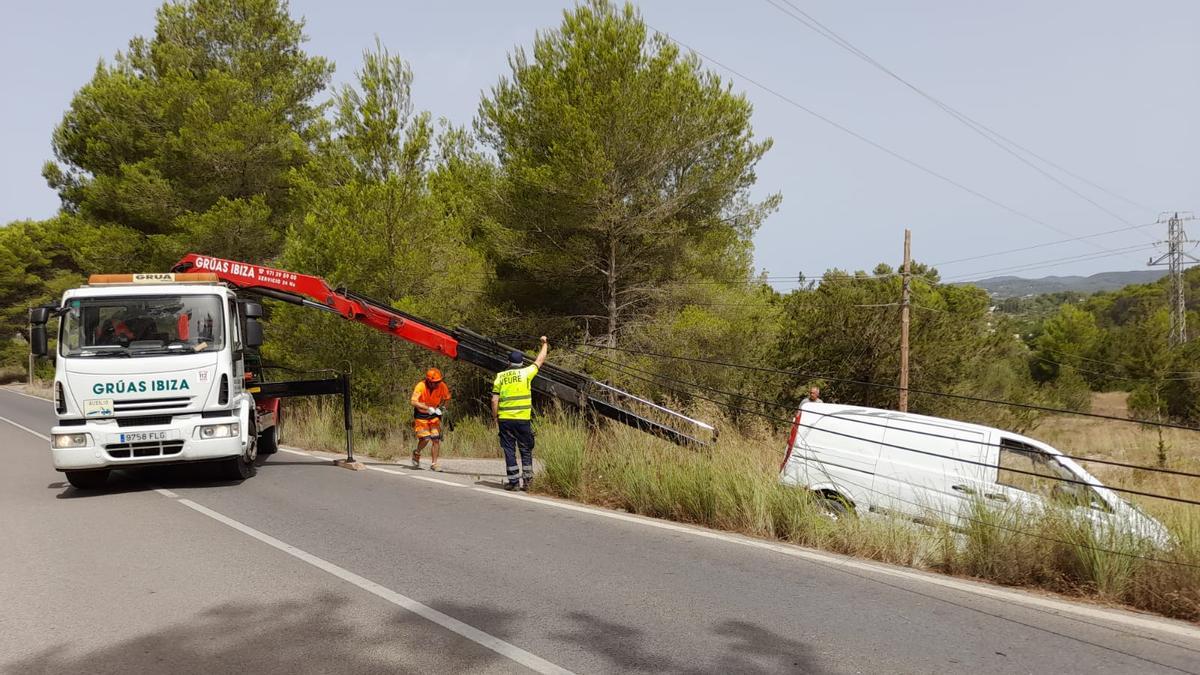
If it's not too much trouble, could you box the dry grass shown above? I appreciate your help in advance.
[283,400,500,461]
[1034,392,1200,520]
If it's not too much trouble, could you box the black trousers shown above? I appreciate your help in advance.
[498,419,535,485]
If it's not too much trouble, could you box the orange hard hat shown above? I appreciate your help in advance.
[425,368,443,383]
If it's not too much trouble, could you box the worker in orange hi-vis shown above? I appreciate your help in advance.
[411,368,451,471]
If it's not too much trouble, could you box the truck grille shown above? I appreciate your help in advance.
[116,415,173,427]
[105,441,185,459]
[112,397,193,414]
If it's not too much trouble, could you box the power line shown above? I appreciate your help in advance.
[565,340,1200,432]
[644,24,1116,251]
[929,221,1160,268]
[1038,347,1200,378]
[792,415,1200,506]
[584,335,1200,564]
[762,0,1155,223]
[567,342,1200,480]
[942,244,1158,282]
[794,466,1199,569]
[566,343,1200,507]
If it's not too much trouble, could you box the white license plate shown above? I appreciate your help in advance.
[113,430,178,444]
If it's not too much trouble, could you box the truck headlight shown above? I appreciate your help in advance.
[195,423,239,439]
[52,433,92,449]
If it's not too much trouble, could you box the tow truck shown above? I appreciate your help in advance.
[29,254,713,489]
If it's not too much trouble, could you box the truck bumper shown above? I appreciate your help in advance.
[50,416,243,471]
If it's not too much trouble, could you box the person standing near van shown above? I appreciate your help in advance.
[801,386,822,406]
[411,368,451,471]
[492,336,548,491]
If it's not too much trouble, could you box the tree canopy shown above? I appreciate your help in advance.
[477,0,778,347]
[44,0,332,268]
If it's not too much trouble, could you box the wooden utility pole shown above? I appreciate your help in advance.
[899,229,911,412]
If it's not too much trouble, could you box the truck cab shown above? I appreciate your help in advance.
[29,273,273,489]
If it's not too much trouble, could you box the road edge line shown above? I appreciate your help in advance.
[0,414,50,441]
[171,497,574,675]
[475,489,1200,642]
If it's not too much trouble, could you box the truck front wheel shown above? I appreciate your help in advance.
[223,420,258,480]
[66,470,110,490]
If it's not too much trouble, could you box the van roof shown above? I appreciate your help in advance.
[798,402,1060,453]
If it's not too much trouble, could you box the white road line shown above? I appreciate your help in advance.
[279,448,314,457]
[154,488,179,499]
[0,415,50,441]
[410,475,465,487]
[366,466,410,476]
[173,497,573,675]
[472,489,1200,643]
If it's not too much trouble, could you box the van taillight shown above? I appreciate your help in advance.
[218,375,229,405]
[780,409,802,472]
[54,382,66,414]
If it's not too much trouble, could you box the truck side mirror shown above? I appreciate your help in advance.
[245,319,264,348]
[29,307,50,357]
[243,302,263,319]
[30,324,48,357]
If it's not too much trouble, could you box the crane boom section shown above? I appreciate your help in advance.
[172,253,712,447]
[172,253,458,358]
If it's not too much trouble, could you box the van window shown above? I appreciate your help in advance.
[997,439,1109,511]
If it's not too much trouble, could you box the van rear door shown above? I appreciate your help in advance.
[791,407,886,506]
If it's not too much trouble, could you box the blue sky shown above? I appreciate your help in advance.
[2,1,1196,285]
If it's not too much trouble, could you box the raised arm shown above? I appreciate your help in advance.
[534,335,549,369]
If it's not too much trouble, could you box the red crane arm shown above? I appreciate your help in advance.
[172,253,459,359]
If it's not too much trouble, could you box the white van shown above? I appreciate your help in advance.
[779,403,1169,545]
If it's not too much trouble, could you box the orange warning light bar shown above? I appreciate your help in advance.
[87,273,221,285]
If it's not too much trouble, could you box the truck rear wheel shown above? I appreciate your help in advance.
[257,425,278,456]
[65,470,110,490]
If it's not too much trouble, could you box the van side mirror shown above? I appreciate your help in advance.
[245,318,263,348]
[29,307,50,325]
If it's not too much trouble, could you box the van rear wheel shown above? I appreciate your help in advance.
[817,492,854,521]
[66,470,110,490]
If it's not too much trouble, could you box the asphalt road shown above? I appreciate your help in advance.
[2,388,1198,674]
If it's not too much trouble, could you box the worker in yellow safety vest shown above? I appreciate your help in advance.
[491,336,548,491]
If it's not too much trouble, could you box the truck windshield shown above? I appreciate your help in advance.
[60,295,225,357]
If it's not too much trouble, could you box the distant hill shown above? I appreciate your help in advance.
[960,270,1167,299]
